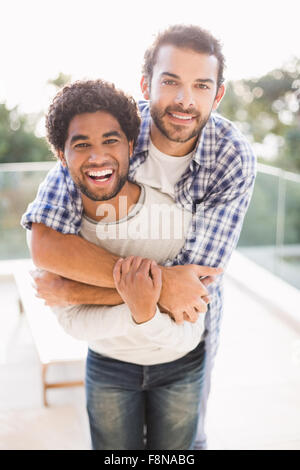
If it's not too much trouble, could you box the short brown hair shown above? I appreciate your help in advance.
[46,80,141,153]
[143,24,225,89]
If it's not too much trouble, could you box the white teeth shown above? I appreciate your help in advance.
[88,169,113,177]
[171,113,193,120]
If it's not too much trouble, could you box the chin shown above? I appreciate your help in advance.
[167,130,197,143]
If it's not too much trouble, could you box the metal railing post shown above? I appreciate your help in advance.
[275,170,286,276]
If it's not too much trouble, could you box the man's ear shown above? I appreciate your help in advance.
[58,150,67,167]
[129,140,134,157]
[140,76,150,100]
[212,84,225,111]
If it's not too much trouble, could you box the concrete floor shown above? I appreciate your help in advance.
[0,274,299,450]
[207,277,300,450]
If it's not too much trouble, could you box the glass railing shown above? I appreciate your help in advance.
[0,161,56,260]
[238,163,300,290]
[0,161,300,289]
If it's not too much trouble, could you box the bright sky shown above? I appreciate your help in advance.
[1,0,299,116]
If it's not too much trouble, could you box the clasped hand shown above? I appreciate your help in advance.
[113,256,222,325]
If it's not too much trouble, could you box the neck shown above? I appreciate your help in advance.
[150,121,198,157]
[82,181,141,223]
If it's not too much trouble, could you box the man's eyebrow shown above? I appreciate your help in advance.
[102,131,122,138]
[70,134,89,144]
[70,131,122,144]
[160,72,180,80]
[195,78,215,84]
[161,72,215,84]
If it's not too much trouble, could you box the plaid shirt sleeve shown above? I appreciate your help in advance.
[162,130,256,358]
[164,134,257,270]
[21,162,83,234]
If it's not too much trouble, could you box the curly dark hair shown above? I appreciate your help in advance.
[142,24,225,89]
[46,79,141,153]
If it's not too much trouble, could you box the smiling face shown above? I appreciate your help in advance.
[59,111,133,204]
[142,45,225,154]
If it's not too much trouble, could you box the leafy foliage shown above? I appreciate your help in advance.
[0,103,51,163]
[47,72,72,90]
[219,57,300,172]
[0,73,72,164]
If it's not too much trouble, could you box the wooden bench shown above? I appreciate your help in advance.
[13,259,87,406]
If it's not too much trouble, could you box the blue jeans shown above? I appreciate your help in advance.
[85,341,206,450]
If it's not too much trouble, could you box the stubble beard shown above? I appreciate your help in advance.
[150,105,211,143]
[75,172,128,202]
[69,161,129,202]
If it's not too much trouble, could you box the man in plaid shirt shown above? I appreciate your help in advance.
[22,25,256,449]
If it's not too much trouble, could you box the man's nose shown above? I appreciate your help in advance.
[88,148,105,162]
[174,86,195,109]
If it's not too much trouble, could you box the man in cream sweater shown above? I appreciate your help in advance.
[29,80,221,450]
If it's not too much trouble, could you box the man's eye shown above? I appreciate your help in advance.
[196,83,209,89]
[162,80,177,86]
[103,139,118,145]
[75,143,89,148]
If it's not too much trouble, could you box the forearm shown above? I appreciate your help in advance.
[63,279,123,305]
[30,223,119,288]
[29,224,173,292]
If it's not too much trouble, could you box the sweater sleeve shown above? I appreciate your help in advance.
[130,308,205,352]
[53,303,204,353]
[52,303,132,341]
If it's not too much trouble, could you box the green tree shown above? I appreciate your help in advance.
[0,72,72,164]
[0,103,51,163]
[219,58,300,172]
[47,72,71,90]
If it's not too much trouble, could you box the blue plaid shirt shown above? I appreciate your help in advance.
[21,100,256,358]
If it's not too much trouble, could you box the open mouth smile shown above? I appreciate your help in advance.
[167,112,196,124]
[85,168,115,185]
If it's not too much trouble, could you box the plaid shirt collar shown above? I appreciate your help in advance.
[133,100,217,170]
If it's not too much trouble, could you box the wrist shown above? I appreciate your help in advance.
[159,266,172,303]
[131,305,157,324]
[160,265,171,279]
[160,265,172,289]
[61,278,77,304]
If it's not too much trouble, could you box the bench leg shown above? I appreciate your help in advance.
[41,364,49,407]
[40,363,84,407]
[18,297,24,314]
